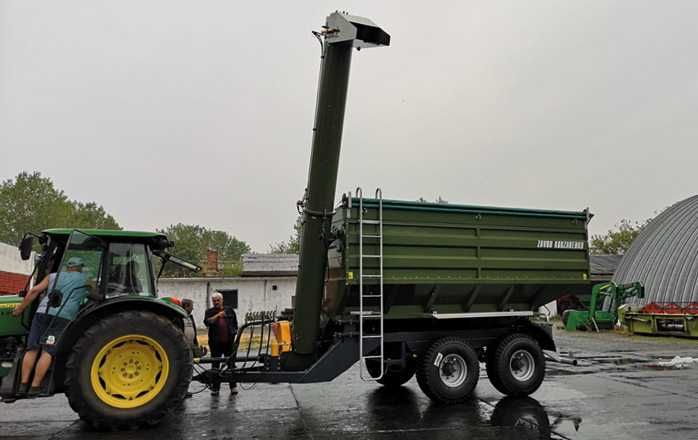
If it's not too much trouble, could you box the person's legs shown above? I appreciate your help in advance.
[18,313,49,395]
[29,316,68,392]
[20,350,38,385]
[31,352,53,388]
[223,345,237,393]
[210,344,222,395]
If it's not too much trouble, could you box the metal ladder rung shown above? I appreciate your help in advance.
[356,313,381,319]
[357,187,384,382]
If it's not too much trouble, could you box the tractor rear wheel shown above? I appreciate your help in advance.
[65,310,192,430]
[416,337,479,404]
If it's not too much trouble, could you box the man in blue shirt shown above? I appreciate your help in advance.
[12,256,88,397]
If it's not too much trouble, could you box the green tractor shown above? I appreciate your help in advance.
[562,281,644,332]
[0,229,200,429]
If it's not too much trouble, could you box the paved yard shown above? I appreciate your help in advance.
[2,329,698,439]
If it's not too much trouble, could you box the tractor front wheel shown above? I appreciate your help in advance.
[65,310,192,430]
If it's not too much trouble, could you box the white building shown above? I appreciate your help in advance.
[157,253,298,325]
[0,241,33,295]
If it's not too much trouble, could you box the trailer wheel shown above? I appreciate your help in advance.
[490,334,545,397]
[366,359,417,388]
[416,337,479,404]
[65,310,192,430]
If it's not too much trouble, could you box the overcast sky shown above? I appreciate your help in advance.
[1,1,697,251]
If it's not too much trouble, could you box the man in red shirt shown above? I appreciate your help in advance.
[204,292,238,396]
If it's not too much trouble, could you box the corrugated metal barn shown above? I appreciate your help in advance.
[613,194,698,305]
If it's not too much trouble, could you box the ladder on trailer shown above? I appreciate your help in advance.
[356,187,384,381]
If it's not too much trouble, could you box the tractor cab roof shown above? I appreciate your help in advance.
[42,228,172,250]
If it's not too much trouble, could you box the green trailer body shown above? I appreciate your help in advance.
[326,197,591,319]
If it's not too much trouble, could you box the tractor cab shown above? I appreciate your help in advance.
[19,229,179,303]
[1,229,199,428]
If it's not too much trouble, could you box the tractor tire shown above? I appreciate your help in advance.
[489,333,545,397]
[65,310,192,430]
[415,337,479,404]
[366,358,417,388]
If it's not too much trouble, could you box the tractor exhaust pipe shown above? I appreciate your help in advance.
[287,12,389,369]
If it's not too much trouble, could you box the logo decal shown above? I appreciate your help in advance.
[537,240,585,250]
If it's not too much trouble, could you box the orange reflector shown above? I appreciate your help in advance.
[270,321,292,357]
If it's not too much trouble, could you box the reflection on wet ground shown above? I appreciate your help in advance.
[2,330,698,439]
[362,387,581,440]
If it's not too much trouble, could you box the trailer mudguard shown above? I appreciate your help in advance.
[517,320,556,351]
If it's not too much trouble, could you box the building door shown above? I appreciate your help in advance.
[217,289,238,309]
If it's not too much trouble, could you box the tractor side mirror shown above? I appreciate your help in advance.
[19,234,34,261]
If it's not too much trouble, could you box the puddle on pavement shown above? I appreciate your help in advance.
[363,387,582,440]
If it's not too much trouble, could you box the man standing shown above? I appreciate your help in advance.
[203,292,238,396]
[181,298,199,350]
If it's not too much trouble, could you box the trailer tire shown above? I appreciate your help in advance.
[490,333,545,397]
[416,337,479,404]
[65,310,192,430]
[366,359,416,388]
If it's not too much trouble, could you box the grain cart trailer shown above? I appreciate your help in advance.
[192,12,592,403]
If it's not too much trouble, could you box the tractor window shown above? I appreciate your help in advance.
[45,230,105,316]
[106,243,154,297]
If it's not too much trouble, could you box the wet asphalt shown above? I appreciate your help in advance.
[2,329,698,440]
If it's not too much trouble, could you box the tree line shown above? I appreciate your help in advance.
[0,172,263,277]
[1,171,651,278]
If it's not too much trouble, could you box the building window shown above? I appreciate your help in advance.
[272,284,278,291]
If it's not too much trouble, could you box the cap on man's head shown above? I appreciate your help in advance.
[66,257,84,268]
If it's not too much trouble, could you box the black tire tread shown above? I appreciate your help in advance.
[485,344,505,394]
[65,310,192,430]
[415,337,479,404]
[492,333,545,397]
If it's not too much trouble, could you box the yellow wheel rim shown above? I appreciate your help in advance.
[90,334,170,409]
